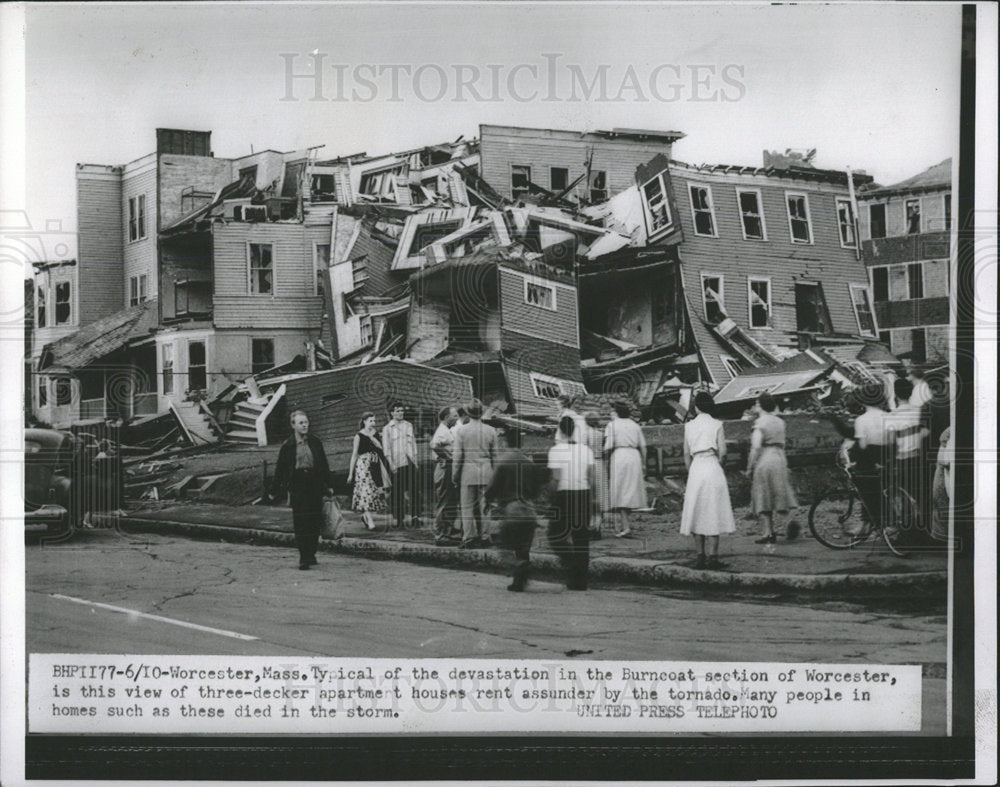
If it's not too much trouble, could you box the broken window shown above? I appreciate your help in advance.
[130,276,140,307]
[128,195,146,242]
[786,193,812,243]
[720,355,744,378]
[641,173,672,235]
[351,257,368,290]
[589,170,607,202]
[162,343,174,395]
[524,278,556,310]
[550,167,569,193]
[871,266,889,302]
[139,274,147,303]
[251,338,274,375]
[689,185,717,237]
[311,173,336,202]
[748,277,771,328]
[281,161,306,199]
[408,221,463,258]
[907,262,924,299]
[54,377,72,407]
[248,243,273,295]
[511,165,532,199]
[849,284,877,337]
[188,341,207,391]
[944,194,951,232]
[37,375,47,408]
[794,282,832,334]
[701,274,724,323]
[905,199,921,234]
[869,203,887,239]
[239,165,258,184]
[54,281,71,325]
[36,287,46,328]
[529,372,584,400]
[836,198,856,247]
[359,315,373,347]
[315,244,331,296]
[359,165,405,198]
[737,189,765,240]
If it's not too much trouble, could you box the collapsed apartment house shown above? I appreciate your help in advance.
[33,123,931,452]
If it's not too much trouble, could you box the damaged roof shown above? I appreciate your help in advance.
[160,172,258,235]
[39,300,158,371]
[859,158,952,197]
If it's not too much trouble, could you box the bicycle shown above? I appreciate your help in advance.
[808,457,920,557]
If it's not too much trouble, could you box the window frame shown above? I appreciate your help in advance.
[688,183,718,238]
[719,355,744,379]
[869,202,887,240]
[161,343,174,395]
[313,242,331,297]
[836,197,857,249]
[139,274,147,302]
[247,242,275,296]
[251,337,275,375]
[700,272,725,322]
[53,280,72,325]
[522,273,557,312]
[640,172,673,239]
[37,374,48,408]
[907,262,924,300]
[735,187,767,241]
[510,164,532,199]
[187,340,208,392]
[588,169,608,203]
[549,166,569,193]
[36,285,46,328]
[54,376,73,407]
[849,284,879,338]
[905,197,922,235]
[129,276,139,307]
[785,191,814,245]
[870,265,890,302]
[747,276,772,329]
[943,193,952,232]
[529,372,586,400]
[359,315,374,347]
[128,194,147,243]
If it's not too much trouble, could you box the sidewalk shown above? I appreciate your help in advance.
[100,500,948,597]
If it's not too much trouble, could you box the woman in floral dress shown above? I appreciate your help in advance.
[347,412,391,530]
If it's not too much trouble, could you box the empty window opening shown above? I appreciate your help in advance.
[787,194,812,243]
[690,185,716,236]
[869,203,887,239]
[738,190,764,239]
[251,338,274,375]
[249,243,274,295]
[794,282,832,334]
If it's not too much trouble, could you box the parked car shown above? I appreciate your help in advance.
[24,428,79,533]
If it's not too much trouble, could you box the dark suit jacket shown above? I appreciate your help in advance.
[270,433,331,510]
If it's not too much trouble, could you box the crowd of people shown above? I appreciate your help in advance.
[267,363,951,580]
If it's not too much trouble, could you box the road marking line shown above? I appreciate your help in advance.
[50,594,259,641]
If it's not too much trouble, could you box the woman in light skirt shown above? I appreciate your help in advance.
[604,400,647,538]
[680,391,735,569]
[745,392,799,543]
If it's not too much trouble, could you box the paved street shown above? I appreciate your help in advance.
[26,531,947,734]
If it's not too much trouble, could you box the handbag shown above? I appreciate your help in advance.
[321,497,345,539]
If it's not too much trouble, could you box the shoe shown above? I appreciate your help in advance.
[480,536,492,547]
[754,535,777,544]
[614,529,632,538]
[435,537,456,547]
[707,557,727,570]
[298,564,310,570]
[308,557,318,566]
[459,540,478,549]
[507,582,526,592]
[411,517,423,529]
[786,521,801,541]
[696,555,707,570]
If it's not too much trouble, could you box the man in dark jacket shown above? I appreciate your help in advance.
[485,428,547,592]
[267,410,333,570]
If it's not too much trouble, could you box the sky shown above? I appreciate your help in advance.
[19,1,963,261]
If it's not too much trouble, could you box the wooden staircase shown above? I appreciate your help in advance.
[223,384,286,446]
[171,400,222,444]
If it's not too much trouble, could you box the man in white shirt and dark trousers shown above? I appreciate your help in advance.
[429,406,460,544]
[382,401,422,529]
[887,378,930,539]
[547,416,595,590]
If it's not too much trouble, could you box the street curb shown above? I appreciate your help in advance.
[112,515,947,597]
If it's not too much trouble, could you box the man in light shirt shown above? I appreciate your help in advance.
[429,406,460,544]
[382,401,421,529]
[547,416,595,590]
[886,378,930,533]
[452,400,497,548]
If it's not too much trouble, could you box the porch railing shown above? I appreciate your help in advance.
[79,397,105,420]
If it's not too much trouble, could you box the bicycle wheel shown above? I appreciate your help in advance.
[882,486,918,557]
[809,485,871,549]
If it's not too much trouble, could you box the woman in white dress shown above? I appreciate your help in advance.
[604,400,647,538]
[680,391,735,569]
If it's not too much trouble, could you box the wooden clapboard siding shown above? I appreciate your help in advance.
[212,222,323,328]
[76,167,125,325]
[498,266,578,347]
[667,165,872,341]
[122,156,158,306]
[500,330,584,417]
[862,231,950,266]
[158,154,234,228]
[480,125,677,201]
[348,223,398,297]
[280,360,473,457]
